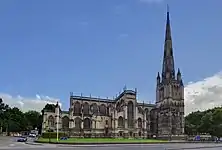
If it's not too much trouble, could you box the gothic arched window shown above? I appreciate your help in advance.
[118,116,124,128]
[99,104,106,116]
[90,103,98,115]
[74,117,81,129]
[62,116,69,130]
[138,118,142,128]
[83,118,92,129]
[127,101,134,128]
[145,108,149,121]
[83,102,90,115]
[74,101,81,115]
[48,115,55,128]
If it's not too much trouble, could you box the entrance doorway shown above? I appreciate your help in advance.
[119,131,123,137]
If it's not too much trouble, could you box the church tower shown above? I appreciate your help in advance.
[156,6,185,138]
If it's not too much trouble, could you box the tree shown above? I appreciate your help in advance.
[185,120,197,135]
[4,107,27,133]
[185,107,222,138]
[0,98,47,134]
[24,110,41,130]
[211,108,222,138]
[199,112,213,134]
[185,111,205,135]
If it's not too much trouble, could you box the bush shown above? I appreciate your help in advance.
[42,132,67,138]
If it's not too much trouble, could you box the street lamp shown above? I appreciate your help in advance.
[47,127,51,143]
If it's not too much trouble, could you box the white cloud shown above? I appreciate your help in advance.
[184,72,222,115]
[139,0,164,3]
[0,93,61,112]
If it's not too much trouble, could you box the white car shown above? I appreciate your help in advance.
[29,133,36,138]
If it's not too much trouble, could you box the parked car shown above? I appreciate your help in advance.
[29,133,36,138]
[17,136,27,142]
[60,137,68,140]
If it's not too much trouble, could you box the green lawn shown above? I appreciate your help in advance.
[37,137,167,144]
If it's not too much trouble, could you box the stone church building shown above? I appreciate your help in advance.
[42,9,185,139]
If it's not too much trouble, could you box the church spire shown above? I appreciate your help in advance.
[161,5,175,81]
[165,5,172,41]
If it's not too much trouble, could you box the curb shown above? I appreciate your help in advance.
[25,142,43,146]
[34,141,217,145]
[34,141,222,149]
[35,141,170,145]
[166,145,222,150]
[56,143,165,147]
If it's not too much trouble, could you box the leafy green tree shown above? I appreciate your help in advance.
[211,108,222,138]
[185,111,205,135]
[0,98,46,134]
[4,107,27,133]
[24,110,41,130]
[199,111,213,134]
[185,107,222,138]
[185,121,196,135]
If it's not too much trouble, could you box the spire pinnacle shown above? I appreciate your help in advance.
[55,101,59,107]
[165,5,171,41]
[161,5,175,81]
[177,68,181,75]
[123,85,127,91]
[157,72,160,79]
[167,4,169,13]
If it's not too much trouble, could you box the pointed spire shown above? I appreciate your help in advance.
[180,79,184,86]
[55,101,59,108]
[167,4,169,13]
[123,85,127,91]
[177,68,183,84]
[157,72,160,79]
[165,4,171,41]
[161,5,175,81]
[157,72,160,85]
[177,68,181,75]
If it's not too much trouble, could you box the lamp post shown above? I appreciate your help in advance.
[113,107,116,138]
[142,102,145,139]
[47,127,51,143]
[46,126,49,143]
[56,102,60,142]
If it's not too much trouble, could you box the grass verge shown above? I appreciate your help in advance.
[36,137,168,144]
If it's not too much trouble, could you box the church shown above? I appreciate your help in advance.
[42,9,185,139]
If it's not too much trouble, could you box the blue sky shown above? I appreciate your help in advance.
[0,0,222,110]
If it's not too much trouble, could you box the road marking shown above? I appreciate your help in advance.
[9,144,15,146]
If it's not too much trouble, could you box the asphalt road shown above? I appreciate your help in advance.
[1,136,222,150]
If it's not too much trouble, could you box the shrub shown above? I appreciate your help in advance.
[42,132,67,138]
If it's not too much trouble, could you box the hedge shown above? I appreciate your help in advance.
[42,132,68,138]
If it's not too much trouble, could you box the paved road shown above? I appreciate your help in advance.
[1,136,222,150]
[0,136,55,149]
